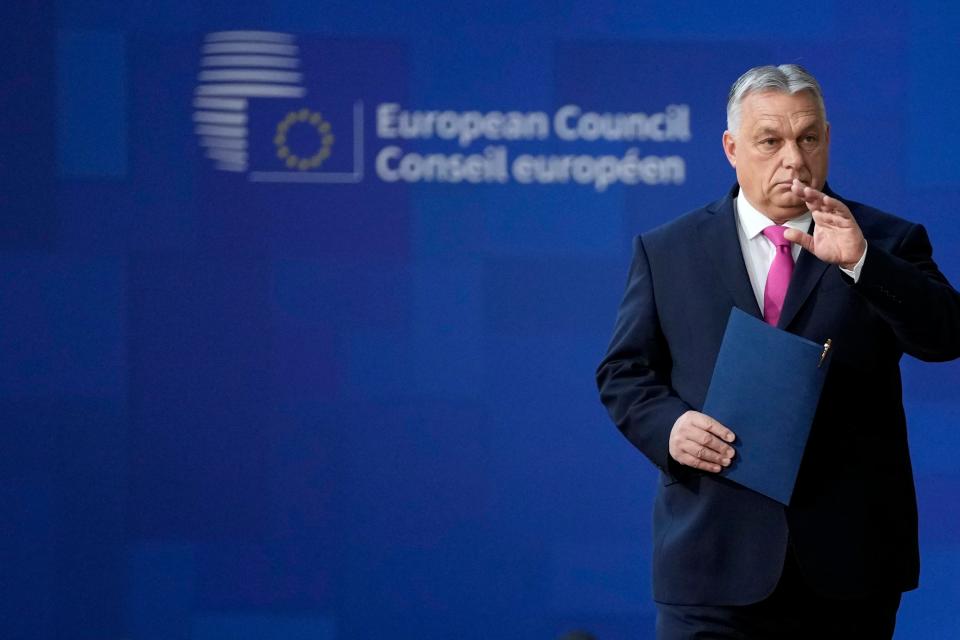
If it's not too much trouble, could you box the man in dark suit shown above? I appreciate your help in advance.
[596,64,960,638]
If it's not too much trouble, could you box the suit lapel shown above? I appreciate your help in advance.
[697,189,763,320]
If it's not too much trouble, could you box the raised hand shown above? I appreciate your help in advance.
[783,179,866,269]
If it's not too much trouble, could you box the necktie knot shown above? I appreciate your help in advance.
[762,225,791,249]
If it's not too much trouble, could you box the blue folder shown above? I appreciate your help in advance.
[702,307,832,505]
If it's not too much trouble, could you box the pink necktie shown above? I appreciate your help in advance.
[762,225,794,327]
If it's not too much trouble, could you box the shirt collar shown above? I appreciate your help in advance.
[735,188,812,239]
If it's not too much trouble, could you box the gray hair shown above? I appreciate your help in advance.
[726,64,826,134]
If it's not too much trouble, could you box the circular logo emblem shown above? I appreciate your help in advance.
[274,108,335,170]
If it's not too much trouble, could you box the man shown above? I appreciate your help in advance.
[596,64,960,638]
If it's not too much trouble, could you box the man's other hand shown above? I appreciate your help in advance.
[784,180,867,269]
[669,410,736,473]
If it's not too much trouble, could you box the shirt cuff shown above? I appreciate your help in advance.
[839,242,868,282]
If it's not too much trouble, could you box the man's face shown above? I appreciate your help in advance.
[722,89,830,222]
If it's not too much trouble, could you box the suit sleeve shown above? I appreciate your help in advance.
[850,223,960,362]
[596,235,691,476]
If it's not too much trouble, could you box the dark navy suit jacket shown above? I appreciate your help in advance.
[596,184,960,605]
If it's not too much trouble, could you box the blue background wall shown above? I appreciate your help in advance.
[2,1,959,638]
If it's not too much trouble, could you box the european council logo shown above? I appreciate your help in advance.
[192,30,363,183]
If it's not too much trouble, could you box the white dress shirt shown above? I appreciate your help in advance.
[734,190,866,312]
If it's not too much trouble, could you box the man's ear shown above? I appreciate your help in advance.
[722,130,737,168]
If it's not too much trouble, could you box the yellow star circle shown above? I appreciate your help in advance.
[274,108,336,171]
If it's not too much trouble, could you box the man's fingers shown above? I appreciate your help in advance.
[811,210,852,228]
[669,411,736,473]
[673,417,735,456]
[683,428,735,459]
[792,181,856,221]
[818,195,855,220]
[679,440,732,467]
[791,179,825,206]
[819,194,848,214]
[690,413,736,443]
[676,452,723,474]
[783,228,815,252]
[790,184,853,220]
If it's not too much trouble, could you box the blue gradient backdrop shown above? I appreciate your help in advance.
[2,2,959,638]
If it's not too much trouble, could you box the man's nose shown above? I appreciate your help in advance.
[781,141,805,170]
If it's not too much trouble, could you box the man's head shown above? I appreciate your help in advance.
[722,64,830,223]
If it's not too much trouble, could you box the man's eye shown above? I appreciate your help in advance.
[759,138,777,147]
